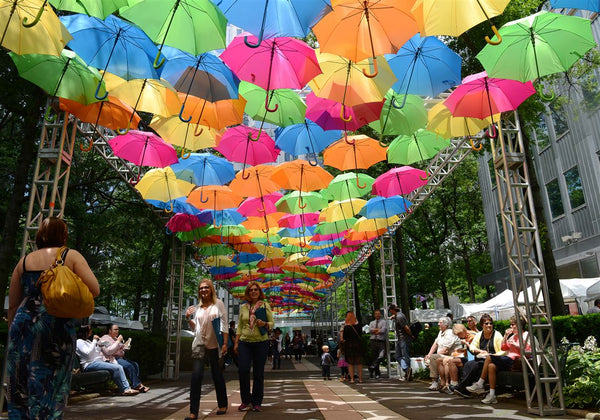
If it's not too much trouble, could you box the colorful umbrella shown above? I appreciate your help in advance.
[1,0,72,56]
[387,129,451,165]
[197,208,246,226]
[229,165,281,198]
[237,193,282,217]
[550,0,600,12]
[108,130,178,168]
[305,92,383,132]
[177,93,246,131]
[323,172,375,200]
[323,135,387,171]
[276,191,327,214]
[135,167,195,204]
[359,195,412,219]
[271,160,333,192]
[146,196,200,215]
[279,213,320,229]
[239,81,306,127]
[58,96,141,131]
[187,185,243,210]
[319,199,367,222]
[49,0,128,18]
[372,166,428,197]
[166,213,204,233]
[215,125,280,170]
[369,90,427,142]
[427,101,498,139]
[170,152,234,186]
[149,115,220,153]
[274,119,341,162]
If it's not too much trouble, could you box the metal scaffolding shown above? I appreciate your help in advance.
[378,234,400,378]
[163,237,186,380]
[490,112,564,416]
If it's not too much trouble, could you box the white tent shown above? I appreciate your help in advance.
[517,278,600,314]
[455,289,516,321]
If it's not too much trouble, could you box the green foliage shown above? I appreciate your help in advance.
[558,336,600,409]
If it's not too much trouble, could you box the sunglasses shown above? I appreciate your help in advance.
[249,288,260,292]
[484,322,494,325]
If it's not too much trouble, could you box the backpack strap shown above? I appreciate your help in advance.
[55,246,69,266]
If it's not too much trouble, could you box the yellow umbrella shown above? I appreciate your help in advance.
[253,243,284,259]
[150,115,220,153]
[353,215,399,232]
[103,71,181,119]
[285,253,310,265]
[427,102,499,147]
[203,255,236,267]
[308,50,396,109]
[319,199,367,222]
[135,167,195,204]
[0,0,72,56]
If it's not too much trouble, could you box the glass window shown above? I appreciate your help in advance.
[549,101,569,139]
[564,166,585,209]
[581,255,600,277]
[532,115,550,150]
[546,178,564,218]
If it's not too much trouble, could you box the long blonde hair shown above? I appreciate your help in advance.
[198,278,217,304]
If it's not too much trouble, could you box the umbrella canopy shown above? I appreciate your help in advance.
[108,130,178,168]
[198,208,246,226]
[229,164,281,198]
[476,11,596,83]
[372,166,428,197]
[237,193,282,217]
[49,0,128,18]
[359,195,412,219]
[279,213,320,229]
[1,0,72,56]
[313,0,418,64]
[369,90,428,138]
[444,71,537,120]
[58,96,141,131]
[215,125,280,167]
[166,213,204,233]
[274,119,341,158]
[170,152,234,186]
[187,185,243,210]
[324,172,375,200]
[271,159,333,192]
[177,93,246,131]
[323,135,387,171]
[9,49,106,105]
[319,199,367,222]
[120,0,227,56]
[150,115,220,152]
[305,92,383,131]
[276,191,327,214]
[239,81,306,127]
[135,167,195,203]
[427,101,497,139]
[549,0,600,12]
[387,129,451,165]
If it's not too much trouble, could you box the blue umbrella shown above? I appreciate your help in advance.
[358,196,412,219]
[278,226,316,238]
[60,14,164,100]
[232,252,264,264]
[550,0,600,12]
[275,119,341,164]
[197,209,246,226]
[145,197,201,215]
[216,0,331,47]
[387,33,461,108]
[170,152,235,186]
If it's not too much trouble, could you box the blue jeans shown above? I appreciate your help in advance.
[238,340,269,406]
[395,339,411,371]
[190,348,228,416]
[272,347,281,369]
[117,358,141,388]
[85,360,130,393]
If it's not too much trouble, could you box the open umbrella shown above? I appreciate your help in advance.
[150,114,220,153]
[319,199,367,222]
[237,193,282,217]
[305,92,383,131]
[177,93,246,131]
[170,152,234,186]
[49,0,128,18]
[276,191,327,214]
[476,11,595,98]
[271,159,333,191]
[549,0,600,12]
[239,81,305,128]
[324,172,375,200]
[323,135,387,172]
[187,185,243,210]
[108,130,178,168]
[135,167,195,205]
[59,96,141,131]
[359,195,412,219]
[372,166,428,197]
[229,165,281,198]
[387,129,451,165]
[215,125,280,172]
[274,119,341,163]
[1,0,72,56]
[427,101,497,139]
[369,90,427,143]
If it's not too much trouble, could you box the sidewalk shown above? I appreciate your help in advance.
[60,356,583,420]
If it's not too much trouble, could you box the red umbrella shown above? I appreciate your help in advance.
[166,213,204,233]
[215,125,280,171]
[305,93,383,131]
[108,130,178,168]
[372,166,428,197]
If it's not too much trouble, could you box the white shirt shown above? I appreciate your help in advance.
[369,318,388,341]
[192,299,227,350]
[76,338,105,369]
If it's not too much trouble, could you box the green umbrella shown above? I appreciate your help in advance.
[9,49,106,105]
[196,244,234,256]
[239,81,306,127]
[323,172,374,201]
[387,129,451,165]
[276,191,327,214]
[476,11,596,84]
[314,218,358,235]
[369,90,428,141]
[49,0,129,18]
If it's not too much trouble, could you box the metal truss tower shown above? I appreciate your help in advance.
[379,234,400,378]
[164,237,186,380]
[490,112,564,416]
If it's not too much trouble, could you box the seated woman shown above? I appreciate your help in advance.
[100,323,149,393]
[424,316,461,390]
[437,323,470,394]
[466,315,532,404]
[76,325,139,396]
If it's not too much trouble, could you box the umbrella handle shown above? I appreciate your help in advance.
[244,34,263,49]
[391,96,407,109]
[298,196,307,209]
[241,168,251,180]
[362,58,378,78]
[165,201,174,213]
[344,132,355,145]
[374,240,382,250]
[117,121,131,135]
[199,191,209,204]
[257,204,266,213]
[265,94,278,112]
[419,171,429,181]
[179,104,192,123]
[356,176,366,189]
[94,81,108,101]
[470,137,483,151]
[340,105,352,122]
[535,82,555,102]
[306,149,319,167]
[181,149,191,159]
[80,138,93,152]
[165,226,173,235]
[153,51,165,69]
[261,227,270,234]
[378,134,388,148]
[485,124,498,139]
[44,107,56,123]
[248,128,262,142]
[213,219,222,229]
[22,1,46,27]
[194,124,204,136]
[484,25,502,46]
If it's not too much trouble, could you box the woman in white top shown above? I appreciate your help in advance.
[184,278,229,419]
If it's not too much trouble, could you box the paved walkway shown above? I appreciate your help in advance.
[61,356,584,420]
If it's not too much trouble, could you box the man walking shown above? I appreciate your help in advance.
[368,309,388,379]
[389,304,415,381]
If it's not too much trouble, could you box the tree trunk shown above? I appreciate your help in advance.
[462,244,476,302]
[395,228,411,319]
[152,235,171,333]
[367,253,380,311]
[521,118,565,316]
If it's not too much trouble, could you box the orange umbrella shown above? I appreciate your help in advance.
[257,257,286,269]
[178,93,246,131]
[271,159,333,191]
[323,135,387,171]
[229,165,281,198]
[242,213,284,231]
[59,96,141,131]
[313,0,418,75]
[187,185,242,210]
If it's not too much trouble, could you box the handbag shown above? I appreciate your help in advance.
[36,246,94,318]
[192,344,206,359]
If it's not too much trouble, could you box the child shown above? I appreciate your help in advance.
[321,345,334,380]
[337,346,349,381]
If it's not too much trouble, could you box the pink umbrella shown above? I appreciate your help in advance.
[444,71,536,135]
[108,130,178,167]
[215,125,280,170]
[332,245,360,256]
[237,193,283,217]
[305,93,384,131]
[311,232,347,242]
[166,213,204,233]
[372,166,428,197]
[279,212,320,229]
[305,256,332,266]
[221,36,321,112]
